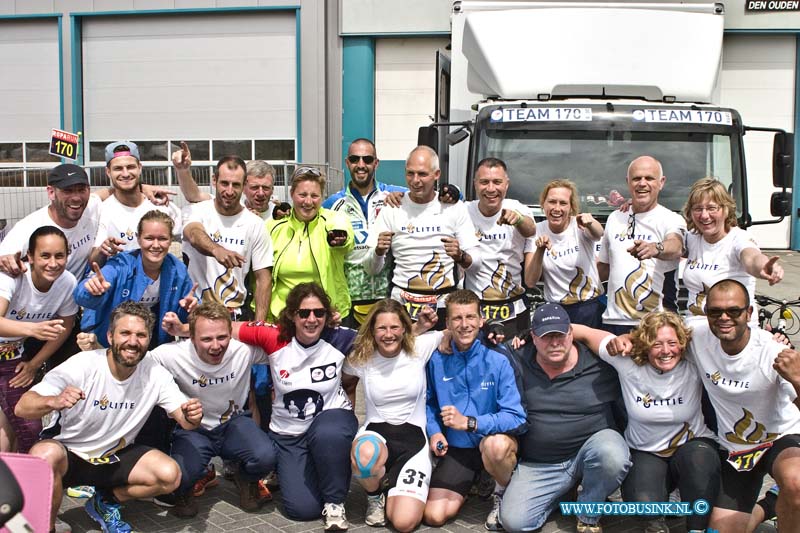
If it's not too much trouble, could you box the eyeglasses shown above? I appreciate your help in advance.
[626,212,636,239]
[297,308,326,319]
[292,166,323,179]
[706,306,748,319]
[347,154,376,165]
[691,204,722,215]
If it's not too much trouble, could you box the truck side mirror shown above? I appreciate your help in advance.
[773,132,794,188]
[418,126,439,153]
[770,191,792,217]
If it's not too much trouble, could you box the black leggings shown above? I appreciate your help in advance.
[622,437,720,530]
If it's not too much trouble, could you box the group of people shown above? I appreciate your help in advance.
[0,137,797,533]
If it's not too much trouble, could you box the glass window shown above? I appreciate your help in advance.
[133,141,168,161]
[212,140,251,161]
[0,143,23,163]
[140,167,169,186]
[27,169,50,187]
[89,167,108,187]
[170,141,210,161]
[191,166,213,186]
[25,143,61,163]
[255,140,295,161]
[89,142,111,163]
[0,170,23,186]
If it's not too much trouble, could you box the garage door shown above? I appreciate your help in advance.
[81,11,297,167]
[375,37,449,161]
[720,34,795,249]
[0,18,60,153]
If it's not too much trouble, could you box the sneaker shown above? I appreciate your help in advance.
[222,459,238,479]
[322,502,348,531]
[364,493,385,527]
[484,493,503,531]
[576,518,602,533]
[234,470,270,512]
[84,491,132,533]
[66,485,95,498]
[262,470,280,491]
[172,491,198,518]
[192,464,219,497]
[152,492,176,507]
[257,478,274,501]
[644,516,669,533]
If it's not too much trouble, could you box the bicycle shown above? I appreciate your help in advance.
[755,294,800,338]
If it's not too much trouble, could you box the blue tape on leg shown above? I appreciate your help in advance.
[354,435,382,479]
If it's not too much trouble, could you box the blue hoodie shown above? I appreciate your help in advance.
[74,250,194,347]
[426,338,526,448]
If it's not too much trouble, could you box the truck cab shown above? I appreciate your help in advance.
[421,1,793,227]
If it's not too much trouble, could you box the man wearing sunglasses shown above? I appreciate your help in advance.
[598,155,686,334]
[322,139,406,328]
[686,278,800,532]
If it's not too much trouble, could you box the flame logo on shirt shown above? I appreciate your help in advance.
[725,408,780,445]
[561,267,601,305]
[407,252,452,291]
[14,308,26,321]
[709,371,722,385]
[689,283,710,316]
[220,400,239,424]
[475,229,483,239]
[204,268,245,309]
[197,375,208,386]
[125,228,135,240]
[656,422,694,458]
[98,395,109,409]
[614,264,660,319]
[481,263,524,300]
[406,224,416,234]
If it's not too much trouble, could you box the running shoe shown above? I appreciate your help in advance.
[85,490,132,533]
[322,502,348,531]
[364,493,385,527]
[192,463,219,496]
[66,485,95,499]
[484,493,503,531]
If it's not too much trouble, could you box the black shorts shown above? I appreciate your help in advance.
[429,445,484,496]
[716,434,800,512]
[62,443,153,490]
[365,422,427,491]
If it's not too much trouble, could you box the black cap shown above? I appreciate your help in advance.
[531,303,571,337]
[48,164,89,189]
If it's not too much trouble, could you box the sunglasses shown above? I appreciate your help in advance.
[626,212,636,239]
[706,306,748,319]
[292,166,323,179]
[297,308,326,319]
[347,154,376,165]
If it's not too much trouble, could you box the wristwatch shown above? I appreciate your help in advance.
[655,241,665,257]
[467,416,477,433]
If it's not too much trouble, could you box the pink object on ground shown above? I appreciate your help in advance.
[0,452,53,533]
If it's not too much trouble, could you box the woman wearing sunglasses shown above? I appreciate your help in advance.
[268,167,354,322]
[232,282,358,530]
[682,178,782,323]
[575,312,720,533]
[524,179,605,327]
[0,226,77,453]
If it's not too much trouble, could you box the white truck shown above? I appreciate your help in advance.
[420,1,793,228]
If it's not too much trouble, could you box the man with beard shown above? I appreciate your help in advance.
[15,301,202,533]
[322,139,406,327]
[149,302,276,517]
[686,279,800,532]
[182,156,273,321]
[90,141,180,267]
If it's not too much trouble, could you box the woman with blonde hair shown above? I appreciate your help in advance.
[576,311,719,533]
[525,179,605,327]
[342,299,440,532]
[268,166,354,321]
[682,177,782,322]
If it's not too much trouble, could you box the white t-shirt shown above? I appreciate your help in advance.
[599,205,686,325]
[93,195,180,251]
[343,331,443,431]
[0,270,79,349]
[31,349,187,461]
[0,195,101,279]
[139,276,160,306]
[149,338,268,431]
[528,218,603,304]
[688,324,800,467]
[683,228,758,318]
[465,199,533,317]
[366,197,481,309]
[182,200,273,310]
[598,337,714,455]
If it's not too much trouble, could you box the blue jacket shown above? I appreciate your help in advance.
[74,251,194,347]
[426,338,526,448]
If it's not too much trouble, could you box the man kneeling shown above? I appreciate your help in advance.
[424,290,526,530]
[15,301,202,533]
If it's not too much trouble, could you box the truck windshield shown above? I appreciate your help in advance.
[477,128,739,221]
